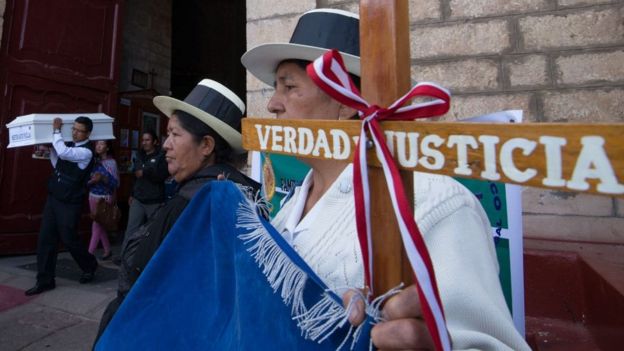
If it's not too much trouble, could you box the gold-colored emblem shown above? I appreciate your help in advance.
[262,153,275,201]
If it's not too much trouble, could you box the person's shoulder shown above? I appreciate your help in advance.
[414,172,473,199]
[72,140,92,149]
[227,164,260,188]
[102,158,118,169]
[75,140,94,156]
[413,172,485,232]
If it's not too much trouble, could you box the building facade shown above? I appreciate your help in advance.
[1,0,623,248]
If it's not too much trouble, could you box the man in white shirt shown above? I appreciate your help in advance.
[25,117,99,296]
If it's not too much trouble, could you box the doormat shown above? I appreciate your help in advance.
[19,258,118,283]
[0,285,35,312]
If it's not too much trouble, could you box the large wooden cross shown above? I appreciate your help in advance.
[242,1,624,295]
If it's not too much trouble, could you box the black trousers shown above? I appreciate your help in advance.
[36,195,97,284]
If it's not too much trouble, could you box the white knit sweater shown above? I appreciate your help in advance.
[271,165,530,350]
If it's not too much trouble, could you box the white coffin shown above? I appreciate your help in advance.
[6,113,115,148]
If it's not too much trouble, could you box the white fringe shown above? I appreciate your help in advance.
[235,200,349,345]
[235,198,404,350]
[367,283,404,323]
[340,284,405,350]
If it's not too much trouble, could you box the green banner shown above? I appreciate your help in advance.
[455,178,508,229]
[261,153,310,217]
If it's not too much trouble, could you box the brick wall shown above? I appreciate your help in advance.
[245,0,624,244]
[245,0,316,115]
[118,0,172,94]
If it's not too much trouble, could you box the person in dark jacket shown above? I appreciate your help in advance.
[25,116,99,296]
[122,130,169,246]
[94,79,260,343]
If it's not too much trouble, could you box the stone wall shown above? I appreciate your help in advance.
[118,0,172,94]
[245,0,316,115]
[245,0,624,244]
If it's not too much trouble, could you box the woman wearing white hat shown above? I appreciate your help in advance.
[243,8,529,351]
[94,79,260,343]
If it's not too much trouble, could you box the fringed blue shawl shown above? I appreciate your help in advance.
[96,181,372,350]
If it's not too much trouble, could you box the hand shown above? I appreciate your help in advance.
[53,117,62,130]
[342,289,367,326]
[135,169,143,178]
[128,196,134,205]
[343,284,433,350]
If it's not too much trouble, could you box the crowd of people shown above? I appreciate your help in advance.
[24,7,531,350]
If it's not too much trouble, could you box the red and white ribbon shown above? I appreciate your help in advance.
[307,49,452,351]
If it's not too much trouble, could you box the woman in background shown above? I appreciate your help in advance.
[94,79,260,345]
[87,140,119,260]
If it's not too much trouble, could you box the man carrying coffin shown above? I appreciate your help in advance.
[25,116,99,296]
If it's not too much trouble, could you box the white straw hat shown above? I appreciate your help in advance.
[153,79,246,153]
[241,9,360,86]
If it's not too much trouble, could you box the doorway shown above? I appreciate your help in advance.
[171,0,247,101]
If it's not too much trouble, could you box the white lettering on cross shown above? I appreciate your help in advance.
[500,138,537,183]
[396,132,419,168]
[248,122,622,197]
[255,124,271,150]
[419,135,444,170]
[283,126,297,153]
[479,135,501,181]
[312,129,331,158]
[271,126,284,152]
[540,136,567,187]
[297,127,314,155]
[330,129,350,160]
[447,135,478,176]
[567,136,624,194]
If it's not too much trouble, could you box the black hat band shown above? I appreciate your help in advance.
[183,85,243,132]
[289,11,359,56]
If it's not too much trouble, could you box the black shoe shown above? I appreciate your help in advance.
[100,252,112,260]
[80,265,98,284]
[25,281,56,296]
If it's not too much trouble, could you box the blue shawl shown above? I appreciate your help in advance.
[96,181,372,350]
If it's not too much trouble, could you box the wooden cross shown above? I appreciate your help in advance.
[359,0,414,294]
[242,1,624,296]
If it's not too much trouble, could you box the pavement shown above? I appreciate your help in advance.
[0,249,120,351]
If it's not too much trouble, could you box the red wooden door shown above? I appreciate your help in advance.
[0,0,124,254]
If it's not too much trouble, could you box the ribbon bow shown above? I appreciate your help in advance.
[307,49,452,351]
